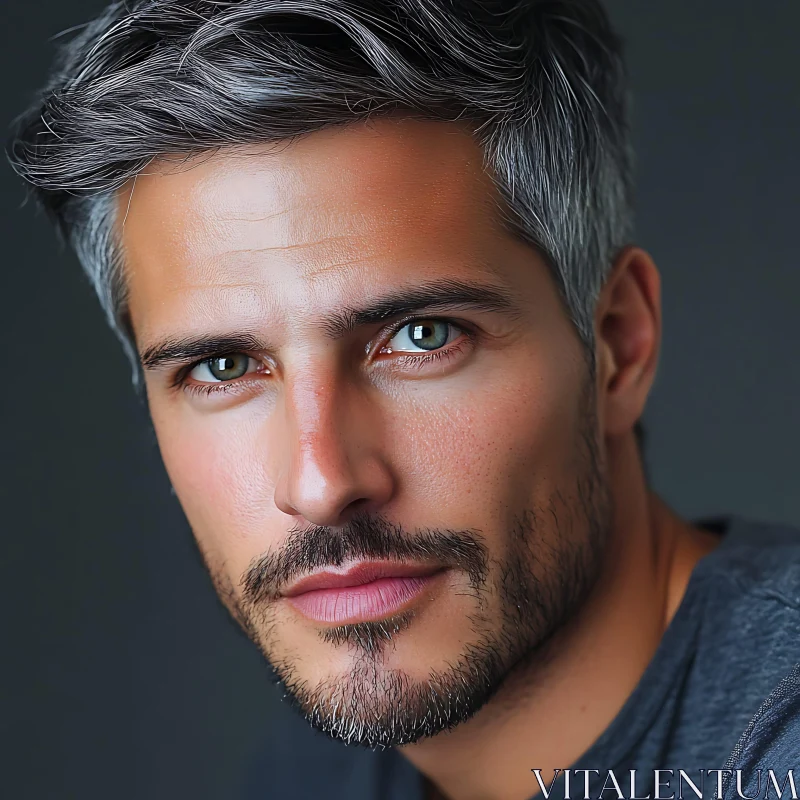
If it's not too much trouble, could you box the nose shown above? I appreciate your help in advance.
[272,370,395,527]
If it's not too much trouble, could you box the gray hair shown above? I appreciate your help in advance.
[7,0,635,392]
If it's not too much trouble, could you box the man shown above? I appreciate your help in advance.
[7,1,799,799]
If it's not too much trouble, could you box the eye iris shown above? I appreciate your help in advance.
[208,354,249,381]
[409,321,449,350]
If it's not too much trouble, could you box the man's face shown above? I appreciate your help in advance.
[121,117,612,748]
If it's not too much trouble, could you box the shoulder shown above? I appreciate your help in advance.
[679,516,800,738]
[721,662,800,800]
[694,516,800,613]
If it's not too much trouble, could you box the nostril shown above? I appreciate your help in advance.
[339,496,375,523]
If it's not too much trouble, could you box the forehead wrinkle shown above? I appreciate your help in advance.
[215,197,332,224]
[214,233,366,258]
[300,254,386,284]
[184,244,381,289]
[163,282,270,292]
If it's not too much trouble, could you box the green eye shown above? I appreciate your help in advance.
[190,353,253,382]
[389,320,454,352]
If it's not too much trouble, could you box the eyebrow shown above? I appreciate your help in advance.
[320,278,520,337]
[141,332,269,371]
[140,278,520,371]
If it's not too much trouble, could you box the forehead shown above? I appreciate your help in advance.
[118,117,520,339]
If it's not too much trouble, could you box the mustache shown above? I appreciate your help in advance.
[239,512,489,608]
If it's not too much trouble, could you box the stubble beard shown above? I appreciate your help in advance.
[206,377,613,750]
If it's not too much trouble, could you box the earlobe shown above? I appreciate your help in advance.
[595,246,662,439]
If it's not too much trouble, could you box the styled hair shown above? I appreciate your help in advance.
[7,0,635,392]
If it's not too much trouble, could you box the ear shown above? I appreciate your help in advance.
[594,246,662,440]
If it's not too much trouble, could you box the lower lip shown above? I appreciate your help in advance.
[286,573,441,624]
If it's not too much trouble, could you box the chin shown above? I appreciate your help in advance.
[251,596,512,749]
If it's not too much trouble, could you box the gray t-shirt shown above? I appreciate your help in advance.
[242,516,800,799]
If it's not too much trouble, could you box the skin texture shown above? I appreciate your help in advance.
[119,117,721,800]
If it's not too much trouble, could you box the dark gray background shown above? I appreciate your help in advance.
[1,1,798,798]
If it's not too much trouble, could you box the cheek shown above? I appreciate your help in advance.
[386,343,585,523]
[148,403,280,566]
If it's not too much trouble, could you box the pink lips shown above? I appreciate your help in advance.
[282,561,444,624]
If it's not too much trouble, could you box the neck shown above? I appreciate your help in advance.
[398,433,721,800]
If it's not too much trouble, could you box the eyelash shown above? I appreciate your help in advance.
[180,380,244,399]
[174,317,473,398]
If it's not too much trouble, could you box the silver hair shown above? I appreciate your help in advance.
[7,0,635,391]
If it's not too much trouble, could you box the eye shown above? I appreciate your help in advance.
[188,353,259,383]
[384,319,460,353]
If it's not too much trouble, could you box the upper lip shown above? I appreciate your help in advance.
[281,561,444,598]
